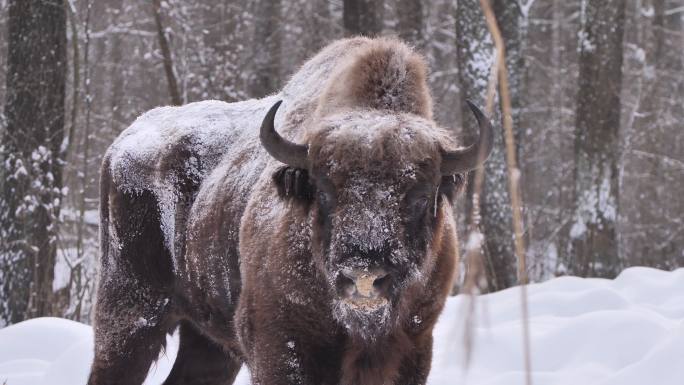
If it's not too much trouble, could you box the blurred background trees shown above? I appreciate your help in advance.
[0,0,682,325]
[568,0,626,277]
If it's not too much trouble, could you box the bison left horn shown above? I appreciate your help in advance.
[260,100,309,169]
[440,100,494,175]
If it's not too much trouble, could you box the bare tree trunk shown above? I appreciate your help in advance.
[76,0,92,264]
[152,0,182,106]
[456,0,523,291]
[493,0,524,138]
[63,3,79,162]
[250,0,282,98]
[0,0,67,324]
[397,0,423,49]
[567,0,626,277]
[618,0,683,269]
[343,0,383,37]
[71,0,94,322]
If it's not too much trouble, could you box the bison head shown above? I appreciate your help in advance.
[260,101,493,339]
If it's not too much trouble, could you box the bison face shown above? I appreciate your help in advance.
[309,163,456,339]
[260,101,492,339]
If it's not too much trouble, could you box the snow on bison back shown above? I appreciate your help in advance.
[88,37,493,385]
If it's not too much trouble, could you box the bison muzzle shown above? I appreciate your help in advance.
[88,37,493,385]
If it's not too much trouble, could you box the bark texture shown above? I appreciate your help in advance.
[397,0,424,49]
[343,0,384,37]
[0,0,67,324]
[568,0,626,277]
[152,0,182,105]
[249,0,283,98]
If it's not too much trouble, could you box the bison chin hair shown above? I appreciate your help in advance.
[332,298,395,342]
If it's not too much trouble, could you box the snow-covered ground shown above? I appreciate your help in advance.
[1,266,682,385]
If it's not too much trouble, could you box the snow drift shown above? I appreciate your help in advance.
[1,266,682,385]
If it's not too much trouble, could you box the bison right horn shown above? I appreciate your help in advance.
[440,100,494,175]
[260,100,309,169]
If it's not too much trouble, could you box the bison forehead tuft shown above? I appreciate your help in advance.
[307,110,450,178]
[332,180,403,252]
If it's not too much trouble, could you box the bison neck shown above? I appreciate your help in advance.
[340,330,412,385]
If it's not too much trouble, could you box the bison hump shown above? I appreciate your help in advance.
[319,37,433,120]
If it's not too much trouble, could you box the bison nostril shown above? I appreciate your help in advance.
[372,273,389,289]
[337,271,356,298]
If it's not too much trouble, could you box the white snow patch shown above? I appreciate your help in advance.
[1,267,683,384]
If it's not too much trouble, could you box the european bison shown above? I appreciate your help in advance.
[88,37,493,385]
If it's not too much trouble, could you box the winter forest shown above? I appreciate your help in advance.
[0,0,682,334]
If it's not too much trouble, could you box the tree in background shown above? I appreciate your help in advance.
[250,0,282,97]
[0,0,681,324]
[152,0,182,105]
[0,0,67,324]
[397,0,423,49]
[516,0,581,281]
[344,0,383,37]
[281,0,339,76]
[567,0,626,277]
[456,0,524,291]
[619,0,684,270]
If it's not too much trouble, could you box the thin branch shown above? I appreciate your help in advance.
[630,149,684,170]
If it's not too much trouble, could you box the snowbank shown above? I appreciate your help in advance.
[1,267,682,385]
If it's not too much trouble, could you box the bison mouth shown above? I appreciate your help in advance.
[333,297,392,339]
[342,295,388,310]
[331,268,396,338]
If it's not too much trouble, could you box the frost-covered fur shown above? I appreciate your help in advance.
[89,37,464,385]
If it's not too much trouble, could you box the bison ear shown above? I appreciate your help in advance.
[273,166,315,201]
[439,173,467,204]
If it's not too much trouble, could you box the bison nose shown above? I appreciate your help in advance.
[340,268,390,299]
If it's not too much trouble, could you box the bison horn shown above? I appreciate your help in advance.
[260,100,309,169]
[440,100,494,175]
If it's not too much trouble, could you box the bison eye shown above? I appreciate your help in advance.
[439,173,466,203]
[410,196,430,217]
[273,166,315,201]
[312,174,336,210]
[317,190,335,210]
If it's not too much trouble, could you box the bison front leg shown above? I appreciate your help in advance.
[163,322,242,385]
[89,186,176,385]
[236,295,341,385]
[245,337,341,385]
[88,279,172,385]
[395,333,433,385]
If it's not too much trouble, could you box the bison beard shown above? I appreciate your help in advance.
[88,37,492,385]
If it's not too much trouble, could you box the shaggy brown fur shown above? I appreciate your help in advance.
[88,37,471,385]
[316,39,433,120]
